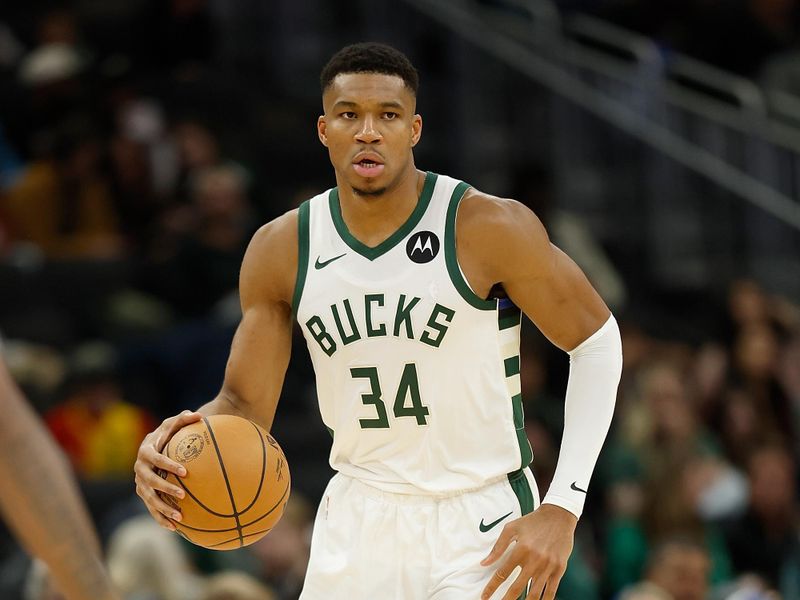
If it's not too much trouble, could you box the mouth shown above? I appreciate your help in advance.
[352,153,385,178]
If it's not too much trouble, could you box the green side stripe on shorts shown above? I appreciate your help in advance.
[504,356,520,377]
[508,469,535,600]
[326,426,334,439]
[292,200,310,316]
[507,469,535,515]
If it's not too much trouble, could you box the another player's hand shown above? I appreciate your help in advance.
[481,504,577,600]
[134,410,203,530]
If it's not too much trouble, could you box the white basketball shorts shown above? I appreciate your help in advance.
[299,468,540,600]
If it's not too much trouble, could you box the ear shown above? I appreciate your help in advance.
[317,115,328,147]
[411,114,422,147]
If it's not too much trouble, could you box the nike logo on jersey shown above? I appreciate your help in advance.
[315,253,347,269]
[479,511,513,533]
[570,481,587,494]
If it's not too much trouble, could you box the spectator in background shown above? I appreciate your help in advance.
[618,362,722,477]
[248,494,312,600]
[728,323,794,444]
[147,118,239,263]
[151,163,255,317]
[2,117,125,260]
[201,572,276,600]
[620,537,711,600]
[15,7,92,140]
[603,361,736,593]
[107,513,204,600]
[716,388,780,469]
[724,444,800,595]
[172,118,225,204]
[107,97,172,249]
[45,344,155,480]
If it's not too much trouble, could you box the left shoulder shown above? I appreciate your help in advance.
[456,187,552,276]
[446,184,557,291]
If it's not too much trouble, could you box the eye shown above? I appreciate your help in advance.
[383,112,398,120]
[341,112,357,119]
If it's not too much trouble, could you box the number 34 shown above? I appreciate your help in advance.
[351,363,429,428]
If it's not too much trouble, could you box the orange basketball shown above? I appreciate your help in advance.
[158,415,290,550]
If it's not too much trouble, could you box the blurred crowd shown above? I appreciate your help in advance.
[557,0,800,79]
[1,2,800,600]
[522,279,800,599]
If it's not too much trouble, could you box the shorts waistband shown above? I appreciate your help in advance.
[334,470,525,505]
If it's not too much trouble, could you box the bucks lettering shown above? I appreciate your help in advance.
[305,293,455,357]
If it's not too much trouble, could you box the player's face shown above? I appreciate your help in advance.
[318,72,422,196]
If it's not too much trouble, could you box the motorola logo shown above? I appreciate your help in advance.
[406,231,440,264]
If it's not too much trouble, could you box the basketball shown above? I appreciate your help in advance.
[158,415,290,550]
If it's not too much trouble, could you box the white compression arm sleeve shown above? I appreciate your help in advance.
[541,314,622,518]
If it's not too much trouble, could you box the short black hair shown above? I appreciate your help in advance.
[320,42,419,96]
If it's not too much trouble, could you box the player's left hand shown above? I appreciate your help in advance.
[480,503,577,600]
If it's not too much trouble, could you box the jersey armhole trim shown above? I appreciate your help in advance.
[292,200,310,317]
[444,182,496,311]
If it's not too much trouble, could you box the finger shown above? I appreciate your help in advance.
[525,577,546,600]
[541,578,558,600]
[144,502,177,531]
[500,570,531,600]
[146,471,186,502]
[154,410,203,451]
[145,447,188,477]
[138,468,186,499]
[481,522,518,566]
[140,486,183,524]
[481,555,519,600]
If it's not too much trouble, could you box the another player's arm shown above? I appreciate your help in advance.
[0,360,122,600]
[135,211,298,530]
[456,191,622,600]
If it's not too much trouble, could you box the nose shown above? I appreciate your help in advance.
[355,114,382,144]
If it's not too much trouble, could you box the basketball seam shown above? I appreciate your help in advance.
[168,480,291,534]
[240,480,290,528]
[206,527,275,549]
[165,444,239,518]
[236,421,268,516]
[203,416,245,547]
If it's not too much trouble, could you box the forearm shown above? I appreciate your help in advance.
[196,393,250,418]
[542,314,623,518]
[196,387,280,432]
[0,376,119,600]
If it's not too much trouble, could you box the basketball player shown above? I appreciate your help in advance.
[134,43,622,600]
[0,356,121,600]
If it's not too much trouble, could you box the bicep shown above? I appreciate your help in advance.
[504,243,609,352]
[475,199,609,351]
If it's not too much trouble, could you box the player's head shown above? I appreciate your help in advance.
[318,43,422,197]
[320,42,419,98]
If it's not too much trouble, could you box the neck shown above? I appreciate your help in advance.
[336,166,426,247]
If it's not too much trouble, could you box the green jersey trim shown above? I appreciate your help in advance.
[292,200,311,316]
[444,181,496,311]
[512,394,534,468]
[328,171,437,261]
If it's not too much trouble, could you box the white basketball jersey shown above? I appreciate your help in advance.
[293,172,533,495]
